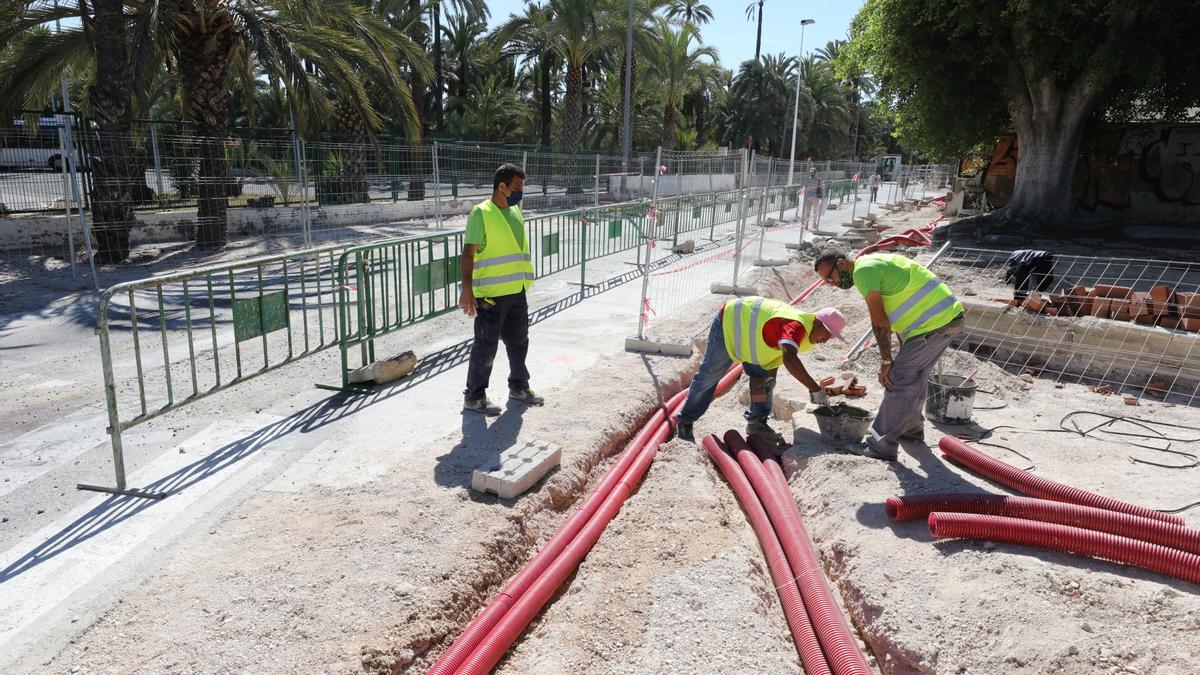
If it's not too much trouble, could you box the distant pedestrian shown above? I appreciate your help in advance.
[869,172,881,202]
[459,163,544,416]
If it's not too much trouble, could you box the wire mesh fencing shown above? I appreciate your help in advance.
[934,247,1200,406]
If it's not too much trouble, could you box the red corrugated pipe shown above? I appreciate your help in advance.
[731,432,872,675]
[938,436,1184,526]
[702,434,832,675]
[930,512,1200,585]
[887,493,1200,556]
[428,387,689,674]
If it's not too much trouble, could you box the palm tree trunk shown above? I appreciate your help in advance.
[176,8,237,249]
[754,1,764,61]
[564,61,583,194]
[88,0,136,263]
[336,104,369,204]
[407,0,427,200]
[433,1,444,134]
[661,104,677,150]
[539,54,552,148]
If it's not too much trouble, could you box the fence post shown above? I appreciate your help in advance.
[432,141,443,229]
[55,126,78,279]
[635,146,663,341]
[579,210,588,289]
[594,153,601,208]
[150,123,165,197]
[730,151,751,289]
[64,122,98,288]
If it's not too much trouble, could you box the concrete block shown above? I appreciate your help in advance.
[348,350,417,384]
[709,283,758,296]
[624,335,694,357]
[472,440,562,499]
[754,257,791,267]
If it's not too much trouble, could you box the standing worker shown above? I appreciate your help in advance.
[814,249,964,460]
[459,164,544,416]
[674,297,848,447]
[869,172,882,203]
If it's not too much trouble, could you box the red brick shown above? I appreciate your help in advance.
[1110,298,1133,321]
[1023,292,1048,313]
[1091,298,1112,318]
[1093,284,1132,299]
[1176,292,1200,319]
[1180,317,1200,332]
[1148,284,1177,317]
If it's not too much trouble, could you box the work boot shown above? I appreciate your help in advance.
[463,396,502,416]
[848,440,898,461]
[674,417,695,443]
[899,426,926,443]
[746,419,787,448]
[509,388,545,406]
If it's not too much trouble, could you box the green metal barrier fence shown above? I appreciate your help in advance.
[84,243,348,497]
[82,183,808,497]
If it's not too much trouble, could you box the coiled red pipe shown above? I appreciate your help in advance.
[938,436,1184,526]
[701,435,832,675]
[887,493,1200,556]
[730,432,872,675]
[929,512,1200,585]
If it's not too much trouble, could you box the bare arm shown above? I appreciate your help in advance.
[865,291,893,362]
[459,244,477,316]
[781,345,820,392]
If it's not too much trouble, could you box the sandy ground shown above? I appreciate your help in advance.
[14,193,1198,674]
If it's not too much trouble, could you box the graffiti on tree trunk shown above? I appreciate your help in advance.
[984,124,1200,220]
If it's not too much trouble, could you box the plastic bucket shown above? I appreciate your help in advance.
[926,374,977,424]
[812,404,874,449]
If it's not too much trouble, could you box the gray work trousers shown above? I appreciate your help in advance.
[867,317,964,455]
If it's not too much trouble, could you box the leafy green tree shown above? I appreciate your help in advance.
[849,0,1200,229]
[717,55,795,155]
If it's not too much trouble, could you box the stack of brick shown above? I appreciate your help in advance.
[997,284,1200,333]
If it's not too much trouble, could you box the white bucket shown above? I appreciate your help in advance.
[925,374,977,424]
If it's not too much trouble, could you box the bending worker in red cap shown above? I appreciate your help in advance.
[675,296,848,446]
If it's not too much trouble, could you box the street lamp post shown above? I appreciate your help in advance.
[786,18,815,187]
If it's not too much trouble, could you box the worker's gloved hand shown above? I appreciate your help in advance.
[810,390,830,406]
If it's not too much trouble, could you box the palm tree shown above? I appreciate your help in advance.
[429,0,488,134]
[646,18,717,149]
[717,54,794,155]
[816,38,874,159]
[493,1,558,148]
[797,56,852,158]
[542,0,618,190]
[442,11,490,124]
[663,1,713,26]
[1,0,139,262]
[745,0,766,62]
[2,0,430,253]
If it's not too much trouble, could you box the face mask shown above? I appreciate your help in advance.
[836,265,855,289]
[507,189,523,206]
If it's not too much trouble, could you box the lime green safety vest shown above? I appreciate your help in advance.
[721,297,815,370]
[471,200,534,298]
[866,253,963,340]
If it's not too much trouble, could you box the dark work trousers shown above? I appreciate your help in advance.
[464,290,531,401]
[1011,257,1056,301]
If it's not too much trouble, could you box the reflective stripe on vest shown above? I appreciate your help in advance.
[721,296,815,370]
[472,200,534,298]
[868,253,963,339]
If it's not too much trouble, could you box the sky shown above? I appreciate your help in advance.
[484,1,867,70]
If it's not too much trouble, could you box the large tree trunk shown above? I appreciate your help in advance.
[999,58,1107,231]
[564,62,583,194]
[334,104,369,204]
[616,48,639,170]
[177,8,237,249]
[88,0,136,263]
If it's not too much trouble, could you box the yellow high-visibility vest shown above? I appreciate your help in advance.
[471,200,534,298]
[721,296,815,370]
[864,253,962,339]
